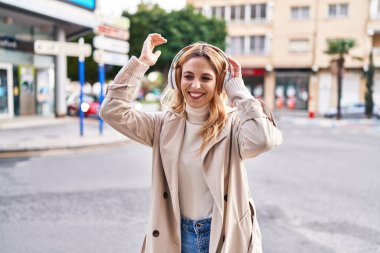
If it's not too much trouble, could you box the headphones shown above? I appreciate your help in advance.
[167,43,233,93]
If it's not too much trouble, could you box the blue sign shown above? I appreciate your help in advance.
[64,0,96,10]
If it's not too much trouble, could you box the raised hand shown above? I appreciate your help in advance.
[139,33,167,66]
[228,56,242,79]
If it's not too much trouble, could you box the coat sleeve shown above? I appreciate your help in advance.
[225,77,283,160]
[99,56,162,147]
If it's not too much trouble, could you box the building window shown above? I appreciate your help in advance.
[291,6,310,19]
[229,36,245,55]
[211,6,225,19]
[212,6,217,17]
[231,5,245,21]
[289,39,310,53]
[250,35,266,54]
[328,3,349,18]
[251,3,267,21]
[221,6,225,19]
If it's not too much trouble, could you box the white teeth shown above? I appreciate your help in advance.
[189,92,204,98]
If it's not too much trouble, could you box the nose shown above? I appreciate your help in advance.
[191,79,201,89]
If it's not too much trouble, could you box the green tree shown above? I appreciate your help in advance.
[365,50,375,118]
[67,4,227,87]
[325,39,357,119]
[123,3,227,80]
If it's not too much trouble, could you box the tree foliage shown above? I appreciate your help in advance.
[67,4,227,86]
[123,4,227,77]
[325,39,357,56]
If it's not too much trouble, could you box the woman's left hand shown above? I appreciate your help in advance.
[228,56,242,78]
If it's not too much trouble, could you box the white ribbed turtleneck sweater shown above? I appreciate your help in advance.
[178,104,213,220]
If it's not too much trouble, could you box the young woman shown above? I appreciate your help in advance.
[100,33,283,253]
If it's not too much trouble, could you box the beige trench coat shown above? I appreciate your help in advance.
[99,58,283,253]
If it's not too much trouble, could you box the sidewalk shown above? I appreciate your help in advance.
[275,110,380,128]
[1,109,379,153]
[0,116,128,153]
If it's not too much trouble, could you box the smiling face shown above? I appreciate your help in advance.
[180,56,217,108]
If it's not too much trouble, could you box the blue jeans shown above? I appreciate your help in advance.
[181,216,211,253]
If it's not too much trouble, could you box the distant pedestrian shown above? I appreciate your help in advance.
[100,33,283,253]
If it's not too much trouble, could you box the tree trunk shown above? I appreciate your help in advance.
[337,57,344,120]
[365,50,374,118]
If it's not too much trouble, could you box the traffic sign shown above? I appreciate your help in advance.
[93,50,129,66]
[93,36,129,54]
[94,25,129,40]
[34,40,92,57]
[96,13,130,30]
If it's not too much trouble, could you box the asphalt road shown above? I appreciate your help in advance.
[0,121,379,253]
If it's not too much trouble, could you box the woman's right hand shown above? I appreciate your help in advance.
[139,33,167,66]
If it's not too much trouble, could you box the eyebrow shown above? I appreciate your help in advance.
[183,71,213,76]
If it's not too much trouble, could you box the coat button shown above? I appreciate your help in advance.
[222,235,225,242]
[153,230,160,237]
[224,194,228,201]
[163,192,168,199]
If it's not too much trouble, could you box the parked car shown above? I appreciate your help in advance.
[324,102,379,119]
[66,93,100,117]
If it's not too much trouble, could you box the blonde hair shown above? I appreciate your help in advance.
[161,43,229,153]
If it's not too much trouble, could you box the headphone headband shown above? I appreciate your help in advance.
[167,43,232,91]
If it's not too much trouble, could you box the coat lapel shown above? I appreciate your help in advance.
[160,113,186,226]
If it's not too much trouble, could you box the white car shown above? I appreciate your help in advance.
[324,102,380,119]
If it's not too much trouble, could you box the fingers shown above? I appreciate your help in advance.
[148,33,167,47]
[227,56,241,78]
[154,50,161,58]
[228,56,240,68]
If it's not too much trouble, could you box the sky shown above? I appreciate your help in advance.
[99,0,187,16]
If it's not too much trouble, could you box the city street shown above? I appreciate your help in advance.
[0,120,379,253]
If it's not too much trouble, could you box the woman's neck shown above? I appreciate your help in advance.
[185,104,210,124]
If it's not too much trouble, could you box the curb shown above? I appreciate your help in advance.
[279,116,380,127]
[0,138,131,153]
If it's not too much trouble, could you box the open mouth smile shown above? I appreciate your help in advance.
[188,91,205,100]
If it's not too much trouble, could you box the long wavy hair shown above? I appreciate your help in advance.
[161,43,229,153]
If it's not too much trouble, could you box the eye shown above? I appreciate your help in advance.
[202,76,212,81]
[183,75,193,80]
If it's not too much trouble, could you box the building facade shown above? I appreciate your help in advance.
[0,0,97,118]
[188,0,380,113]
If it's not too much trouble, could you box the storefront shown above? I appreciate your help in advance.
[275,70,310,110]
[0,0,96,118]
[0,35,55,117]
[242,68,265,100]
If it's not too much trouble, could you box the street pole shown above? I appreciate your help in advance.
[98,60,105,135]
[79,37,85,136]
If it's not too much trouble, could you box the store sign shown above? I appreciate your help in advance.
[0,37,17,49]
[0,36,34,52]
[34,40,92,57]
[242,68,265,77]
[93,36,129,54]
[94,25,129,40]
[93,50,129,66]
